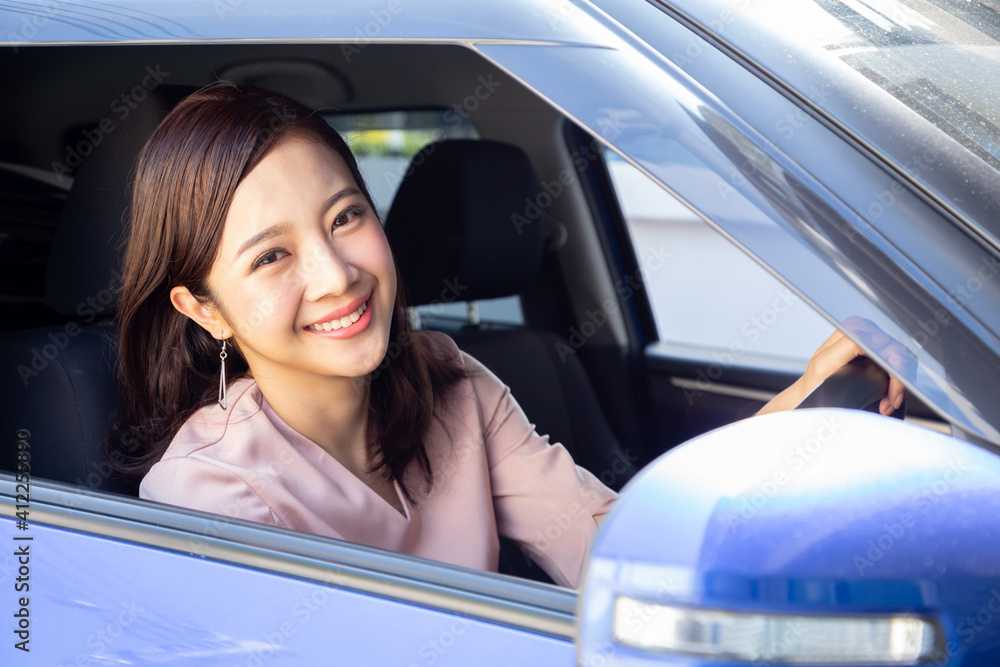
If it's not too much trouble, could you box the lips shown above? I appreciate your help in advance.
[306,293,370,329]
[306,300,367,331]
[304,293,373,338]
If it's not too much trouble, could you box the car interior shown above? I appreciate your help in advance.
[0,41,943,583]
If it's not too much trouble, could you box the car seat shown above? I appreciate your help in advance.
[385,139,640,581]
[0,87,188,493]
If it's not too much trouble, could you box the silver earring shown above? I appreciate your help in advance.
[218,338,228,410]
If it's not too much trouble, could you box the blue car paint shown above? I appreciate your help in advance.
[581,409,1000,665]
[0,518,575,666]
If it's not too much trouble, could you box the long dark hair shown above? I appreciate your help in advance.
[108,82,465,502]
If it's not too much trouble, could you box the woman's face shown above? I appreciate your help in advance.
[203,133,396,383]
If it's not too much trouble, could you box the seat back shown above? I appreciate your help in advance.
[0,87,186,492]
[388,139,638,488]
[387,139,639,580]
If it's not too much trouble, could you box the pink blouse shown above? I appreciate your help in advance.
[139,330,617,587]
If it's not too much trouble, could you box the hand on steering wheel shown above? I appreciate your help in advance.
[799,326,907,417]
[757,318,908,417]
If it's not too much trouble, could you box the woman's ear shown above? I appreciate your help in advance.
[170,286,230,338]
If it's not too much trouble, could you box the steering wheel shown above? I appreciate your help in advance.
[796,356,906,420]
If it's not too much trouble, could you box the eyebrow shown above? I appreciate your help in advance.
[233,187,363,261]
[321,186,362,214]
[235,223,291,261]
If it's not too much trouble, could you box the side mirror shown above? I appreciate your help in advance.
[578,409,1000,666]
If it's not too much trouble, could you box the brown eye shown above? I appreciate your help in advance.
[251,248,288,271]
[333,205,365,228]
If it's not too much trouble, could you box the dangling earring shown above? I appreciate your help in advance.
[218,337,228,410]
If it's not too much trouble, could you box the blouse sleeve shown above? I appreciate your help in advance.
[140,456,281,528]
[463,350,617,588]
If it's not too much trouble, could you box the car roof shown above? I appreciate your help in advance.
[0,0,604,46]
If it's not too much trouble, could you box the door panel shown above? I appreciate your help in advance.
[0,516,575,666]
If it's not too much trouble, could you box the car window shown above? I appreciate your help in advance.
[605,149,833,362]
[327,109,523,329]
[326,109,478,217]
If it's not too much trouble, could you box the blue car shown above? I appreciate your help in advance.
[1,0,998,664]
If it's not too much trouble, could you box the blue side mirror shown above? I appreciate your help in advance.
[578,409,1000,666]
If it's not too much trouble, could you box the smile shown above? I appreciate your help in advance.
[307,300,368,331]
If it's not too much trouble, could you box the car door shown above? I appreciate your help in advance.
[0,475,577,666]
[471,0,1000,453]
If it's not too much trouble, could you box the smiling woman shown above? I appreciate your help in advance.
[106,82,898,589]
[106,82,619,587]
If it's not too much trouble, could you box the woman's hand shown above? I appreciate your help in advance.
[756,326,906,417]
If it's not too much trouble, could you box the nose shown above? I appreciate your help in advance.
[301,240,359,301]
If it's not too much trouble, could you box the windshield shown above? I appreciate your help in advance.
[776,0,1000,173]
[659,0,1000,253]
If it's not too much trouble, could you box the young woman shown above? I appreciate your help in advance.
[111,83,904,588]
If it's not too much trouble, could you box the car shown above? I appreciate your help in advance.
[1,0,999,664]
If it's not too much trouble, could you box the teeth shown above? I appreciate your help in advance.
[309,300,367,331]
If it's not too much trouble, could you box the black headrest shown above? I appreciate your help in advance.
[44,86,191,317]
[386,140,545,306]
